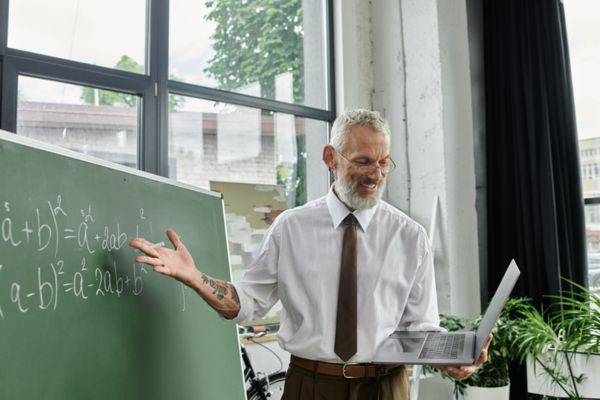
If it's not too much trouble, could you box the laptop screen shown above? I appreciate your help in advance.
[474,260,520,355]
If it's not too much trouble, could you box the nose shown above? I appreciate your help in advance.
[367,165,384,181]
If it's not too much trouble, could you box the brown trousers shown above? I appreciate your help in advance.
[281,364,410,400]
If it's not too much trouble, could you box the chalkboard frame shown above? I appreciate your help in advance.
[0,129,246,400]
[0,129,223,199]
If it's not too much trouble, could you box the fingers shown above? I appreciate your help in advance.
[484,334,493,349]
[166,229,183,250]
[152,265,172,276]
[475,349,488,367]
[135,255,164,267]
[474,334,493,367]
[129,238,160,258]
[437,335,494,380]
[443,366,459,376]
[443,365,475,381]
[457,366,473,380]
[133,250,173,277]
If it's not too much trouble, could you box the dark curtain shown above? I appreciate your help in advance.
[484,0,587,397]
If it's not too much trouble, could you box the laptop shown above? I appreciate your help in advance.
[372,259,521,365]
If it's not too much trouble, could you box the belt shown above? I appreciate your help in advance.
[290,355,401,379]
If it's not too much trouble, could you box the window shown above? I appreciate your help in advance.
[7,0,146,72]
[17,76,139,168]
[565,0,600,293]
[168,96,328,202]
[1,1,335,316]
[169,0,328,109]
[0,0,334,186]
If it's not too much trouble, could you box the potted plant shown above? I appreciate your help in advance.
[508,280,600,399]
[427,299,526,400]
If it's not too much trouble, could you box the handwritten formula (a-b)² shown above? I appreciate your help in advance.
[0,195,186,320]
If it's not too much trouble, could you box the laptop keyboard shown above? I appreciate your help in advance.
[418,333,465,359]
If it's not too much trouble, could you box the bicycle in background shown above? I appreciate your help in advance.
[239,325,286,400]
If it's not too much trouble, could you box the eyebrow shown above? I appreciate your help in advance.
[354,155,391,162]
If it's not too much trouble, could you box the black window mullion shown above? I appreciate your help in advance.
[168,80,334,121]
[584,197,600,206]
[326,0,336,116]
[0,0,8,127]
[1,57,16,132]
[6,49,152,95]
[145,0,169,177]
[0,0,7,56]
[141,85,155,173]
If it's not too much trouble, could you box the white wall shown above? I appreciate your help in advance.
[436,0,480,317]
[334,0,480,317]
[334,0,373,111]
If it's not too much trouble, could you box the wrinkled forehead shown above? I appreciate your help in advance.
[341,126,390,154]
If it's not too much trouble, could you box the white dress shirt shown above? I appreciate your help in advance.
[232,188,440,363]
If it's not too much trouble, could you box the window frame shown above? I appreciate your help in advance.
[0,0,336,184]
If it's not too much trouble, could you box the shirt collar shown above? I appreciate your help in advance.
[326,186,379,232]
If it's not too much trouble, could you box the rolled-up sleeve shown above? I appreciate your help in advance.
[230,218,281,324]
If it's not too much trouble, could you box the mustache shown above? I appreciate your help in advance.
[359,177,377,185]
[335,175,387,210]
[342,176,385,190]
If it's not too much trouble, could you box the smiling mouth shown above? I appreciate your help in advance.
[359,179,378,189]
[336,175,385,209]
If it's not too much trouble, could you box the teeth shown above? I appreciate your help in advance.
[361,183,376,189]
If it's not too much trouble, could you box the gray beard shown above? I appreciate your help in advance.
[335,176,386,210]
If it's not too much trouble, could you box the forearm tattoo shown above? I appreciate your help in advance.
[228,283,240,305]
[201,273,228,300]
[201,273,239,304]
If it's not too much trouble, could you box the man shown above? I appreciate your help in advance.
[130,109,489,399]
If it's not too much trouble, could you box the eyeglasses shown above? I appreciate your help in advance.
[333,148,397,175]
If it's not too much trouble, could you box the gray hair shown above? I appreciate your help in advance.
[329,109,391,151]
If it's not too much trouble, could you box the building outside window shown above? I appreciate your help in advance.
[565,0,600,291]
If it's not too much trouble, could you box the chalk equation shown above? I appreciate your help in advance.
[0,195,189,320]
[2,196,130,256]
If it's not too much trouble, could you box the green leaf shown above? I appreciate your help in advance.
[203,0,305,103]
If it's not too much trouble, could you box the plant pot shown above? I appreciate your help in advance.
[461,384,510,400]
[526,351,600,398]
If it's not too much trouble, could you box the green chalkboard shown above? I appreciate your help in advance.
[0,130,245,400]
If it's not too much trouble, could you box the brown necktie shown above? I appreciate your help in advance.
[334,214,358,362]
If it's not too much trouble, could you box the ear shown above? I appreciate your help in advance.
[323,145,336,172]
